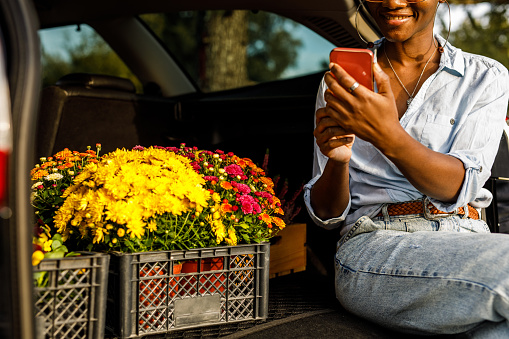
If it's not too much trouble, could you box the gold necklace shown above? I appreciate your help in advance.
[384,43,437,107]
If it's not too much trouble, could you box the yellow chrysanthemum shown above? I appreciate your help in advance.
[92,227,106,244]
[53,147,211,252]
[212,192,221,203]
[224,228,238,246]
[42,239,53,253]
[147,220,157,232]
[32,250,45,266]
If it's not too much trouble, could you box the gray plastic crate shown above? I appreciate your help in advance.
[105,243,270,338]
[33,252,110,339]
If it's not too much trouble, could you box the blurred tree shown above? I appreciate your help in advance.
[441,4,509,68]
[41,28,142,91]
[449,0,509,4]
[142,11,204,83]
[143,10,302,91]
[42,10,302,93]
[203,10,249,92]
[246,11,302,83]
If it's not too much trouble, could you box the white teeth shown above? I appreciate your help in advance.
[386,16,408,20]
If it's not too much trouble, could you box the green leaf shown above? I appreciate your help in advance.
[65,252,81,257]
[51,240,62,250]
[34,271,49,288]
[44,251,65,259]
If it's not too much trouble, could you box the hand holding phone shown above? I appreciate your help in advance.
[329,47,374,91]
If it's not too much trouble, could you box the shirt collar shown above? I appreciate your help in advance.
[436,35,464,77]
[372,35,464,78]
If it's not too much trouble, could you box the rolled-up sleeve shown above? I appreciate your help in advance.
[304,77,351,229]
[431,66,509,212]
[304,174,350,229]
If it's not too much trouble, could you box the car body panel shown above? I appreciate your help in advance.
[0,0,40,338]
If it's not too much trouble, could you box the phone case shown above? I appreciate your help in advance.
[329,47,374,91]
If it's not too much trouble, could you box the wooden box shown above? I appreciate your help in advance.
[269,223,307,278]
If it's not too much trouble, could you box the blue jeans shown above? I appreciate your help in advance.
[335,214,509,338]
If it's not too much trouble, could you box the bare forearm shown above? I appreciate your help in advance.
[377,127,465,202]
[310,161,350,219]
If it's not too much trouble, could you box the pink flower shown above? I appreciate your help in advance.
[237,194,261,215]
[232,182,251,194]
[225,164,243,177]
[241,201,253,214]
[190,162,201,171]
[253,203,262,214]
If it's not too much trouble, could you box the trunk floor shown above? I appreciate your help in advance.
[145,271,458,339]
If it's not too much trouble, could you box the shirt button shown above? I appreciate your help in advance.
[480,166,483,172]
[450,118,455,125]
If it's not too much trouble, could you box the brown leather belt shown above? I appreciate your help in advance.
[376,200,479,220]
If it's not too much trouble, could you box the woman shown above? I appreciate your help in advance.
[305,0,509,336]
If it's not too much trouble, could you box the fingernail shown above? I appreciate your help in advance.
[329,62,334,70]
[373,62,382,73]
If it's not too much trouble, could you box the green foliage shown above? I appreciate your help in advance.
[33,233,80,288]
[442,4,509,69]
[142,11,302,86]
[41,27,143,91]
[41,11,302,93]
[142,12,203,81]
[247,11,303,82]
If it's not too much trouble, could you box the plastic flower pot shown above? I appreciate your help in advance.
[138,263,182,330]
[180,257,225,294]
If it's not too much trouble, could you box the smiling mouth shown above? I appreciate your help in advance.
[384,15,412,20]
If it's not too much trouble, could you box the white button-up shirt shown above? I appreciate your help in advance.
[304,35,509,236]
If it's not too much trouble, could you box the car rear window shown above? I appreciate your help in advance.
[39,24,143,92]
[140,10,335,92]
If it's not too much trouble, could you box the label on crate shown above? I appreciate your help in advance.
[174,295,221,327]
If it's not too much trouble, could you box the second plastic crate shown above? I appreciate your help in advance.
[105,243,270,338]
[33,252,110,339]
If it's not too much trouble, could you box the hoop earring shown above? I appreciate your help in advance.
[436,0,451,53]
[355,1,375,48]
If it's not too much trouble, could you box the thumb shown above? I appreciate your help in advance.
[373,62,393,97]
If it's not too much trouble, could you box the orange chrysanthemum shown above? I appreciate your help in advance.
[220,203,233,213]
[220,181,233,190]
[32,170,49,180]
[54,148,73,160]
[260,213,271,224]
[41,161,56,169]
[272,216,285,229]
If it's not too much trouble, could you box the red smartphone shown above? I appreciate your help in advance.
[329,47,374,91]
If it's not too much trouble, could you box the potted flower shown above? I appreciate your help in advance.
[159,144,286,245]
[31,145,109,339]
[33,143,282,336]
[31,145,101,232]
[53,146,218,252]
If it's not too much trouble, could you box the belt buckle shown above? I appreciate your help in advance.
[423,197,457,220]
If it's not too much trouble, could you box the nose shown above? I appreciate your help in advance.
[381,0,408,8]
